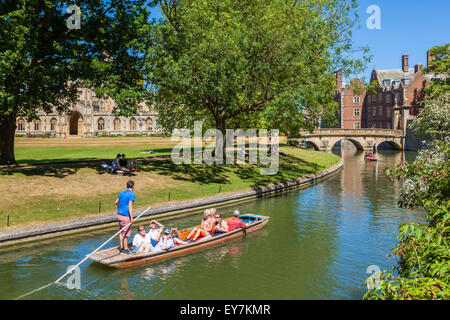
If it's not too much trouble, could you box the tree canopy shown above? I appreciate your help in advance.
[146,0,370,144]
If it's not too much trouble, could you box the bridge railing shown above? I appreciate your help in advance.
[299,129,403,136]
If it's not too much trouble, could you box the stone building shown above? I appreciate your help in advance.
[15,87,161,137]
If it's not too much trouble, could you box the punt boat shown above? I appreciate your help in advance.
[365,156,378,161]
[88,214,269,268]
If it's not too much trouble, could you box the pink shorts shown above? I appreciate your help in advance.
[117,214,132,238]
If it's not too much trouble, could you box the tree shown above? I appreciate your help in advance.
[0,0,151,164]
[423,43,450,99]
[146,0,370,156]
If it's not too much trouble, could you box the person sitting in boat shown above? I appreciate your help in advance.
[148,220,165,246]
[227,210,248,231]
[184,209,214,242]
[132,225,153,253]
[212,213,228,235]
[153,229,187,251]
[171,227,181,240]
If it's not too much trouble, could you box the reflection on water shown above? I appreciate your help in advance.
[0,145,425,300]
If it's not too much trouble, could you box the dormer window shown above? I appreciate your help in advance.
[383,79,392,87]
[353,96,360,103]
[401,78,410,86]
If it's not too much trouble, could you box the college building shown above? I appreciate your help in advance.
[15,87,161,137]
[335,51,441,134]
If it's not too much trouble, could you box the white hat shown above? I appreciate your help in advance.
[233,210,240,217]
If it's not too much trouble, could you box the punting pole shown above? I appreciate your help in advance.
[15,206,153,300]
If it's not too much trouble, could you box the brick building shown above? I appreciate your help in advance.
[334,72,366,129]
[335,51,440,133]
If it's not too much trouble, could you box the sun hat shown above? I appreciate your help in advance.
[233,210,240,217]
[204,209,211,216]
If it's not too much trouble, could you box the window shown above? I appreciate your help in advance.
[34,120,41,131]
[130,118,137,131]
[50,118,57,131]
[77,90,83,99]
[373,108,376,117]
[353,122,361,129]
[98,118,105,131]
[368,96,371,103]
[383,79,392,87]
[113,118,121,131]
[353,109,360,117]
[146,117,153,131]
[386,95,391,104]
[93,101,100,112]
[379,106,383,116]
[17,119,25,131]
[401,78,410,86]
[386,107,391,117]
[353,96,360,103]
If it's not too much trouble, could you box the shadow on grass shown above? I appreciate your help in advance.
[139,158,232,184]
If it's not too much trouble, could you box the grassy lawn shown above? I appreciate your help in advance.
[13,136,178,164]
[0,137,340,230]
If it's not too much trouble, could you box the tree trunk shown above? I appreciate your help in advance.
[0,112,17,165]
[215,116,226,164]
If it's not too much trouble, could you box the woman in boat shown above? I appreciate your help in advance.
[147,220,164,247]
[154,229,187,251]
[184,209,214,242]
[212,213,228,235]
[132,225,153,253]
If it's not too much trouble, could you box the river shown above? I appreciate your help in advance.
[0,146,426,300]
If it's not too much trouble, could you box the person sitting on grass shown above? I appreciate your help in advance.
[184,209,214,242]
[132,225,153,253]
[227,210,248,231]
[111,154,126,175]
[153,229,187,251]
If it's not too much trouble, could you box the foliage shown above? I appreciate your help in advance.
[409,93,450,139]
[423,44,450,99]
[146,0,370,142]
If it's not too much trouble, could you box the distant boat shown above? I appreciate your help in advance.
[365,155,378,161]
[88,214,269,269]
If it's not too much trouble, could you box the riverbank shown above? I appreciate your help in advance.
[0,148,342,246]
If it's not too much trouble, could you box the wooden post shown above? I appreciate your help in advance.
[168,192,171,201]
[7,215,10,227]
[98,202,102,213]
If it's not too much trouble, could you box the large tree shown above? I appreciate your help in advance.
[0,0,151,164]
[146,0,369,157]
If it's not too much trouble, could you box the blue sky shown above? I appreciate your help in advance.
[351,0,450,82]
[148,1,450,82]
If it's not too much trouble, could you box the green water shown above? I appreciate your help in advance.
[0,147,425,299]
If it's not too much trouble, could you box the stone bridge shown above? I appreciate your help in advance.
[294,129,405,152]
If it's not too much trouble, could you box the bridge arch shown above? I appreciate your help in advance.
[304,141,320,151]
[375,140,402,150]
[330,138,365,151]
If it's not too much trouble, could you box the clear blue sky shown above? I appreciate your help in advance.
[148,1,450,82]
[351,0,450,82]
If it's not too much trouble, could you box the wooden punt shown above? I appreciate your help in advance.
[365,156,378,161]
[88,214,269,269]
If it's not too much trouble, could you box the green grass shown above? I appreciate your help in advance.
[0,145,340,229]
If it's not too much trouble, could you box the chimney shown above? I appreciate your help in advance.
[414,64,423,73]
[427,51,436,75]
[335,70,343,91]
[402,54,409,72]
